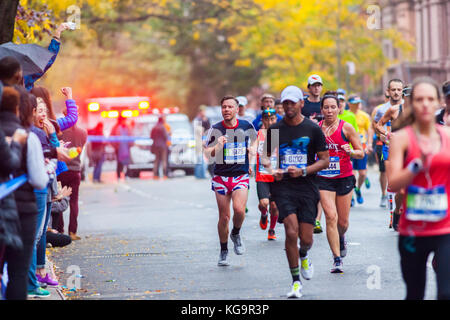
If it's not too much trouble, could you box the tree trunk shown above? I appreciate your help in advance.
[0,0,19,44]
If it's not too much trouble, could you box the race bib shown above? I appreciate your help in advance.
[318,156,341,178]
[224,142,246,164]
[406,185,448,222]
[280,147,307,170]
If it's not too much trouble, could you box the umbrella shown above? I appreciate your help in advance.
[0,42,54,76]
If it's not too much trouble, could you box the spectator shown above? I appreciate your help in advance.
[0,86,27,273]
[0,86,49,299]
[87,122,105,183]
[50,184,72,235]
[57,119,87,241]
[151,116,169,180]
[111,117,132,180]
[162,115,172,178]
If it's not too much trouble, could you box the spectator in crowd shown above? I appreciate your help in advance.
[0,86,49,299]
[87,122,105,183]
[111,117,133,180]
[151,116,169,180]
[58,116,87,241]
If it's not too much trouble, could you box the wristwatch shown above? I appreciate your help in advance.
[302,167,307,177]
[407,158,423,174]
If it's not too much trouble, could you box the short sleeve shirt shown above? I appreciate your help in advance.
[264,118,328,187]
[206,119,257,177]
[301,98,322,118]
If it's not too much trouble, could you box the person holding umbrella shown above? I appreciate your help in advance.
[0,23,71,90]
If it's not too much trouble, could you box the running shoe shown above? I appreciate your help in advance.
[259,214,268,230]
[287,281,302,299]
[268,229,276,241]
[36,273,59,287]
[340,237,347,258]
[365,177,371,189]
[313,220,323,234]
[300,254,314,280]
[331,257,344,274]
[230,233,245,255]
[351,197,355,207]
[380,195,388,208]
[218,250,230,266]
[27,287,51,298]
[355,187,364,204]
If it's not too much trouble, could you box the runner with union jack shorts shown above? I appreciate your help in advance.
[205,96,257,266]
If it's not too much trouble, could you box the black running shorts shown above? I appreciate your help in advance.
[256,181,273,201]
[375,144,386,172]
[271,182,319,225]
[316,175,356,196]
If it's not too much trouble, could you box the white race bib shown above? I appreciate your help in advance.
[280,147,307,170]
[318,156,341,178]
[224,142,246,164]
[406,185,448,222]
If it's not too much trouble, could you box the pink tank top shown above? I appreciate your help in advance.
[318,120,353,179]
[399,125,450,237]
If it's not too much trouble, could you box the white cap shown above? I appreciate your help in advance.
[307,74,323,86]
[236,96,248,107]
[280,86,304,103]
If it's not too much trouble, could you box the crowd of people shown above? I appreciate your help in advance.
[0,23,87,299]
[203,75,450,300]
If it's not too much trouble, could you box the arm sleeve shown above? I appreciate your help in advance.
[48,132,60,147]
[0,129,22,176]
[51,197,69,213]
[27,132,49,190]
[57,99,78,131]
[24,39,61,91]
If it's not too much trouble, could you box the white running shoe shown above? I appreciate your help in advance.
[300,255,314,280]
[380,195,388,208]
[230,233,245,255]
[218,250,230,266]
[287,281,303,298]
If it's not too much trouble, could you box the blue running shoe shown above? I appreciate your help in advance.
[355,187,363,204]
[365,177,371,189]
[351,197,355,207]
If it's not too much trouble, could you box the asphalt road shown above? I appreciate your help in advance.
[49,168,438,300]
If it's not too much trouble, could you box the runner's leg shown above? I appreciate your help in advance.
[319,190,340,258]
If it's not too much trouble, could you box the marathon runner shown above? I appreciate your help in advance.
[435,81,449,125]
[262,85,329,298]
[347,95,373,204]
[316,95,364,273]
[256,108,279,240]
[252,94,282,131]
[374,79,405,230]
[302,74,323,123]
[387,77,450,300]
[204,96,257,266]
[373,79,403,209]
[370,91,390,208]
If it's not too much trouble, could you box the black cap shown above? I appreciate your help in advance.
[443,81,450,97]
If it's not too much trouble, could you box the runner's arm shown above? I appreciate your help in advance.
[306,150,329,175]
[385,130,416,192]
[375,108,393,136]
[343,123,365,159]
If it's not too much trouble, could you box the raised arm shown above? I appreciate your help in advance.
[57,87,78,131]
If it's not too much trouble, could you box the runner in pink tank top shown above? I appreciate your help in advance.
[387,77,450,300]
[315,95,364,273]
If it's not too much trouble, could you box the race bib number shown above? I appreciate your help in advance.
[406,185,448,222]
[318,156,341,178]
[280,147,307,170]
[224,142,246,164]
